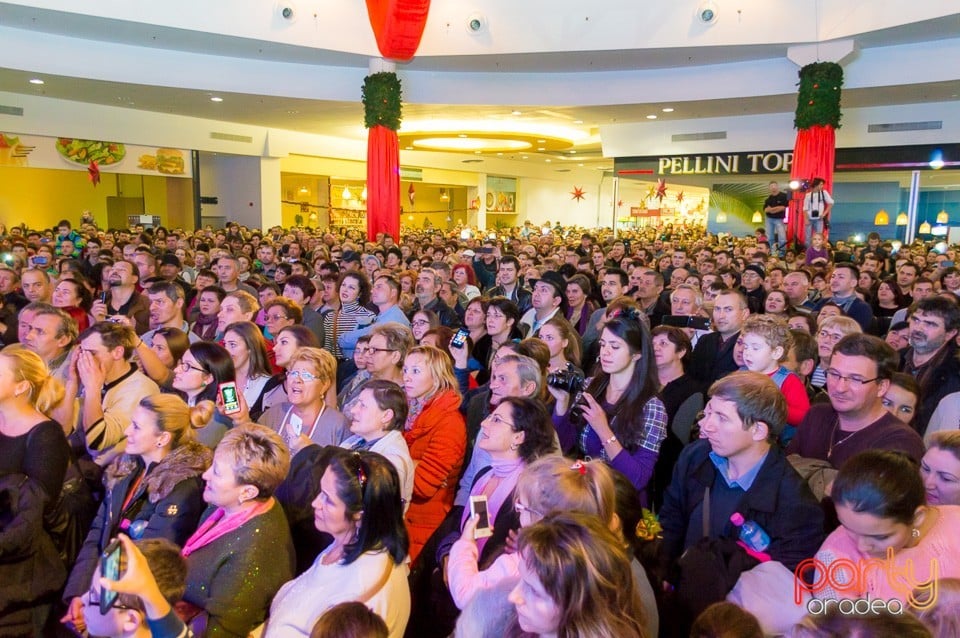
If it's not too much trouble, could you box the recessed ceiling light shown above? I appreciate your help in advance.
[662,107,675,113]
[29,78,44,85]
[511,110,522,116]
[458,134,468,138]
[287,110,299,115]
[537,139,546,143]
[474,150,482,154]
[646,115,657,120]
[569,150,576,154]
[405,146,413,150]
[496,152,503,156]
[578,163,584,167]
[545,159,551,163]
[537,147,546,151]
[210,96,223,102]
[573,120,583,124]
[522,156,528,159]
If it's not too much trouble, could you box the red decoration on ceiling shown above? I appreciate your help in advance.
[88,160,100,186]
[655,179,668,201]
[408,182,416,205]
[617,200,624,208]
[365,0,432,62]
[676,191,685,204]
[571,186,586,201]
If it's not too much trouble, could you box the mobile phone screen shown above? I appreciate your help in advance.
[470,495,492,538]
[220,384,241,414]
[451,327,469,349]
[100,540,122,614]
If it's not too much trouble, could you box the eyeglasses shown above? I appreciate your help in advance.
[363,347,396,355]
[514,500,543,518]
[412,320,431,327]
[288,369,322,382]
[265,313,289,322]
[817,330,844,342]
[825,369,881,386]
[177,360,206,374]
[85,585,139,612]
[484,412,517,428]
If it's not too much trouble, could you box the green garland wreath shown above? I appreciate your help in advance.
[362,72,403,131]
[794,62,843,129]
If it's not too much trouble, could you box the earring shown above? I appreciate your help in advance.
[509,443,519,451]
[911,528,920,539]
[156,441,163,448]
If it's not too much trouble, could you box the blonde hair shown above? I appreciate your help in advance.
[226,290,260,315]
[138,394,205,447]
[405,345,459,400]
[515,457,616,525]
[915,577,960,638]
[927,431,960,462]
[819,315,861,336]
[289,347,337,394]
[215,424,290,499]
[741,314,793,359]
[0,346,65,414]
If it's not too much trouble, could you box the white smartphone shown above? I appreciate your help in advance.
[469,494,493,539]
[219,382,242,415]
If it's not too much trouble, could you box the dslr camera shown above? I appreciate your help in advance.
[546,364,585,395]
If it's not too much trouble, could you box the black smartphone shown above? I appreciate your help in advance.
[662,315,711,330]
[451,326,470,349]
[99,539,122,614]
[469,495,492,539]
[219,382,242,415]
[100,292,108,304]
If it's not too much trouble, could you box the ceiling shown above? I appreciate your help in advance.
[0,2,959,166]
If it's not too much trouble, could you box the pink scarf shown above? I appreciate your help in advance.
[181,498,274,557]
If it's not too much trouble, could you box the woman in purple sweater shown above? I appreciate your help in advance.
[549,308,667,505]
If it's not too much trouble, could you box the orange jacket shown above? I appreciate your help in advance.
[403,389,466,563]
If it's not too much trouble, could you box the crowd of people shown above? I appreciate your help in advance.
[1,215,960,638]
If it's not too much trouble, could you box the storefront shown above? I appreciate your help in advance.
[614,144,960,243]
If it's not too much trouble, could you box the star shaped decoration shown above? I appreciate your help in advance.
[617,200,624,208]
[655,179,668,201]
[571,186,586,202]
[676,191,685,204]
[645,186,656,200]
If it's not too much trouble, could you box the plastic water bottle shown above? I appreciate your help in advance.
[730,512,770,553]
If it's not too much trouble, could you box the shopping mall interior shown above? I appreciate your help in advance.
[0,1,958,242]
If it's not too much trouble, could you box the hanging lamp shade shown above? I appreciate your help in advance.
[937,210,949,224]
[896,212,908,226]
[919,221,932,234]
[752,211,762,223]
[873,209,889,225]
[342,186,353,200]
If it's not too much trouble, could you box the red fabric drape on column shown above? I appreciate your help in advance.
[366,0,431,61]
[788,124,836,245]
[367,124,400,242]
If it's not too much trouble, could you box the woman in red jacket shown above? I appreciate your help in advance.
[402,345,467,563]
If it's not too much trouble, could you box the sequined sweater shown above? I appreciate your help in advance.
[183,502,295,638]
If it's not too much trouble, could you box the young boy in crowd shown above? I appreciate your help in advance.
[738,315,810,445]
[76,536,190,638]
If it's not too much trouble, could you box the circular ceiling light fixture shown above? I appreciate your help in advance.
[697,2,719,24]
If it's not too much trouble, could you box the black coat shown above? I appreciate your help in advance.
[0,474,66,635]
[64,443,210,599]
[659,439,825,574]
[689,330,740,386]
[902,343,960,436]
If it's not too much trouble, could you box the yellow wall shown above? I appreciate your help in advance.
[0,166,193,230]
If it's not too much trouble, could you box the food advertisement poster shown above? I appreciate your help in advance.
[0,132,192,178]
